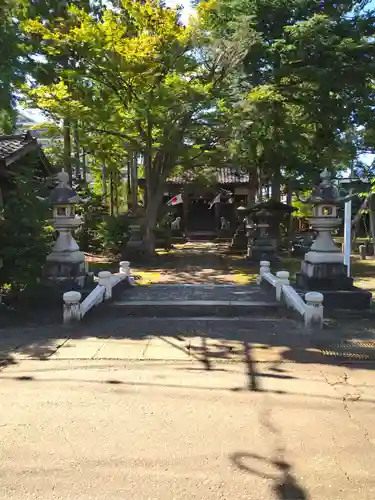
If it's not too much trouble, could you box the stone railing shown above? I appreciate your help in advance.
[62,261,133,324]
[258,260,324,330]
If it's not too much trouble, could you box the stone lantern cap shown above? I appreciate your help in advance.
[50,171,80,205]
[307,169,340,205]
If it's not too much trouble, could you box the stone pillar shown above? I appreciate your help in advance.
[98,271,112,300]
[63,291,81,323]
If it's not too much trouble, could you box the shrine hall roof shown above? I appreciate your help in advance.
[0,132,52,174]
[166,168,250,185]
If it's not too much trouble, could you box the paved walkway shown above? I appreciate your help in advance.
[1,357,375,499]
[1,243,375,498]
[0,317,302,364]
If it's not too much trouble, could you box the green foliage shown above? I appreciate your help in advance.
[74,189,107,253]
[0,167,54,293]
[75,188,129,254]
[98,214,130,255]
[292,194,313,219]
[0,1,25,133]
[20,0,223,254]
[199,0,375,185]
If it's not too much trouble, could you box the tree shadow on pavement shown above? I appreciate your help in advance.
[231,452,309,500]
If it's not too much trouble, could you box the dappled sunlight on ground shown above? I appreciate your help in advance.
[134,268,255,285]
[134,241,259,284]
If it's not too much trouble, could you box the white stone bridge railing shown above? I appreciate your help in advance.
[62,261,134,324]
[258,261,324,330]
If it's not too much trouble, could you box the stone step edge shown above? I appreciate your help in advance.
[0,355,299,364]
[110,300,278,307]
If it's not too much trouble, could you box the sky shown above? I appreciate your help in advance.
[165,0,194,25]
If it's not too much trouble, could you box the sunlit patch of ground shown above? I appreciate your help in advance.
[134,268,258,285]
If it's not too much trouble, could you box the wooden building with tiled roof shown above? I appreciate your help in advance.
[0,132,53,204]
[139,168,252,236]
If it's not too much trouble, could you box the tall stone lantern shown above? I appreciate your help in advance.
[296,169,371,309]
[45,171,86,287]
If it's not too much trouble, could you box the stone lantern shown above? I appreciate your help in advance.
[296,169,371,309]
[229,204,248,254]
[249,208,277,261]
[45,171,86,287]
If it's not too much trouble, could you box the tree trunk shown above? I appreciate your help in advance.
[352,192,371,243]
[143,187,164,255]
[131,151,138,211]
[256,165,262,202]
[142,150,174,256]
[286,181,292,205]
[82,151,87,184]
[272,173,281,201]
[114,170,119,215]
[126,156,131,210]
[109,170,115,216]
[63,119,72,184]
[247,168,257,207]
[73,121,81,180]
[369,194,375,254]
[101,164,107,204]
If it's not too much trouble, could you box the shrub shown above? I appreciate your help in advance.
[0,169,54,293]
[97,214,130,255]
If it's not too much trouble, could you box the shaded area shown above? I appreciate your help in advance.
[2,313,375,374]
[231,452,309,500]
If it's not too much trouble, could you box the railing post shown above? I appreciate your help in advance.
[98,271,112,300]
[119,261,130,277]
[359,244,366,260]
[304,292,324,330]
[258,260,271,284]
[63,291,82,324]
[276,271,290,301]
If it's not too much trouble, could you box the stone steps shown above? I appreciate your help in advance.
[76,316,304,341]
[102,284,282,318]
[108,299,281,317]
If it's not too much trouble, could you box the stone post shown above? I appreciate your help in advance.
[276,271,290,301]
[63,291,81,323]
[119,261,130,277]
[258,260,271,284]
[304,292,324,329]
[359,245,366,260]
[98,271,112,300]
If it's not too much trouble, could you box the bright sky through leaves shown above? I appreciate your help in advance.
[165,0,194,25]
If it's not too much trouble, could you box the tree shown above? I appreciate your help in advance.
[198,0,375,193]
[15,0,103,182]
[0,1,25,133]
[21,0,221,254]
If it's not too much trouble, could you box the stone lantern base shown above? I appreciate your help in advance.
[296,257,371,310]
[248,236,278,262]
[229,224,248,254]
[44,251,87,288]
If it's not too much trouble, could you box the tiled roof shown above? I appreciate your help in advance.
[167,168,250,184]
[0,133,36,161]
[0,132,53,174]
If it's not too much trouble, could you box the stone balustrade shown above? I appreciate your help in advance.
[63,261,134,324]
[258,260,324,330]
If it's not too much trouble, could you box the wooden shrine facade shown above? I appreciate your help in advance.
[139,168,252,234]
